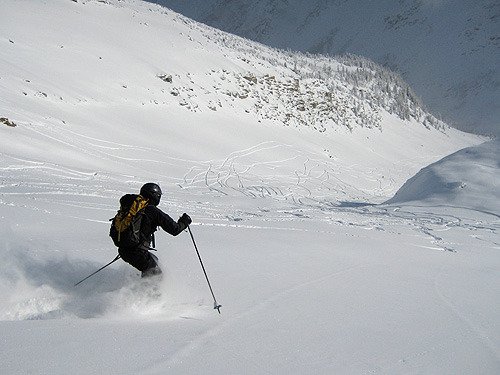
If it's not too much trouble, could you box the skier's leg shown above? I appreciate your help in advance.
[119,247,160,276]
[141,252,162,278]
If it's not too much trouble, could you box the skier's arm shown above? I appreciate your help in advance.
[156,209,191,236]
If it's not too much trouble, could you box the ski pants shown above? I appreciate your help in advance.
[118,245,160,273]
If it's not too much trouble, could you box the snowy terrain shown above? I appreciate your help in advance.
[156,0,500,136]
[1,0,499,374]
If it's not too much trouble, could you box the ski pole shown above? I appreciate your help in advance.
[187,225,222,314]
[74,254,121,287]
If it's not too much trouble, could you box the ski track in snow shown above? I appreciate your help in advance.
[2,153,499,323]
[147,202,500,374]
[154,263,369,374]
[433,262,500,365]
[3,144,500,253]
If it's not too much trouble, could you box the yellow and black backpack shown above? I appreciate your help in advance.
[109,194,149,247]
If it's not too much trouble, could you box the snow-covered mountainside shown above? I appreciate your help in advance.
[0,0,482,206]
[1,1,499,375]
[155,0,500,136]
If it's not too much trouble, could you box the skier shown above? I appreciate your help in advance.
[118,182,192,278]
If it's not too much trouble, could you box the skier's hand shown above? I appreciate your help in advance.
[179,213,192,226]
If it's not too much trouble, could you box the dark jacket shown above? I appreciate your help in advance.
[139,205,187,247]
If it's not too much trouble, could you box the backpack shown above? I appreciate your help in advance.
[109,194,149,248]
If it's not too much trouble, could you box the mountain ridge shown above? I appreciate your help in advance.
[151,0,500,136]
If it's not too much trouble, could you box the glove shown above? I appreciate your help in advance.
[179,213,192,226]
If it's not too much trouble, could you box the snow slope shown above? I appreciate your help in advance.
[156,0,500,136]
[1,1,499,374]
[386,139,500,213]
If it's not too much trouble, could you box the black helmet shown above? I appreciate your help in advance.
[140,183,162,206]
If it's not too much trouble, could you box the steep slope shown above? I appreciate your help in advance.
[153,0,500,136]
[0,0,482,207]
